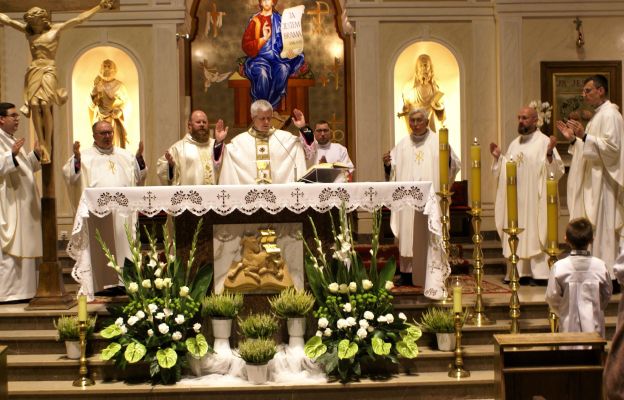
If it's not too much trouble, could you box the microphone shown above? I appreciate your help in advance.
[272,131,299,182]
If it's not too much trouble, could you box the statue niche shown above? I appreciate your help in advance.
[225,228,293,291]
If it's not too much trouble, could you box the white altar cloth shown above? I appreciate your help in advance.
[67,181,449,300]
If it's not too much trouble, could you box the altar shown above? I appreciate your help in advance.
[67,181,448,300]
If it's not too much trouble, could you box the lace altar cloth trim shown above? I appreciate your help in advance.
[68,181,448,300]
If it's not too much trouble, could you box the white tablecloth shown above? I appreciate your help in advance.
[67,181,449,299]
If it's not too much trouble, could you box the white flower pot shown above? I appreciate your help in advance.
[211,318,232,354]
[187,353,205,377]
[245,362,269,384]
[436,332,456,352]
[65,340,81,359]
[287,317,306,348]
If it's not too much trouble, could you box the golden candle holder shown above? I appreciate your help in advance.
[503,223,524,334]
[437,184,453,302]
[448,311,470,378]
[72,320,95,387]
[545,244,562,333]
[466,205,494,326]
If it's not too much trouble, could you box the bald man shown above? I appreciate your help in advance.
[157,110,227,185]
[491,105,564,284]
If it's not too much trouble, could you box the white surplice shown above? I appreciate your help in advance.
[567,100,624,277]
[63,145,147,300]
[388,129,460,294]
[0,128,41,301]
[313,142,354,183]
[219,128,311,184]
[492,129,565,279]
[546,253,612,337]
[156,134,222,185]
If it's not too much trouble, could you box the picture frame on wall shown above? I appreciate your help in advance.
[540,60,622,141]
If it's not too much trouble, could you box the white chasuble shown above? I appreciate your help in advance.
[566,100,624,275]
[219,128,308,184]
[156,134,220,185]
[492,130,564,278]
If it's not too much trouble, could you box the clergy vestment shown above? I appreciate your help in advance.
[604,259,624,398]
[388,129,460,296]
[219,128,310,184]
[545,253,612,337]
[567,100,624,278]
[0,129,41,302]
[63,145,147,300]
[493,129,564,279]
[313,142,354,182]
[156,134,221,185]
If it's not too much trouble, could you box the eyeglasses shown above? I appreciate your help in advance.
[583,87,595,94]
[96,130,114,136]
[2,113,19,119]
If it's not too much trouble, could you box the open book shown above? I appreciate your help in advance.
[298,162,351,183]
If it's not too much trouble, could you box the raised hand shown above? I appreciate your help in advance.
[215,119,228,143]
[33,138,41,159]
[555,120,574,141]
[262,21,271,40]
[164,150,175,167]
[292,108,306,128]
[72,141,81,160]
[547,135,557,153]
[489,142,501,160]
[11,138,25,157]
[382,150,392,166]
[136,140,144,158]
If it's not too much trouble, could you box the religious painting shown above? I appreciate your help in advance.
[540,61,622,140]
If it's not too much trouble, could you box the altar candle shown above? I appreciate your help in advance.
[470,138,481,205]
[453,286,463,313]
[78,295,87,322]
[439,127,449,190]
[546,173,558,247]
[506,159,518,227]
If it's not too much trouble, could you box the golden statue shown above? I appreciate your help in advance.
[225,228,293,292]
[0,0,114,163]
[398,54,446,132]
[89,59,129,148]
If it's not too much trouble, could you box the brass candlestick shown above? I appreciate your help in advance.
[437,184,453,301]
[72,320,94,387]
[466,205,493,326]
[448,311,470,378]
[503,224,524,334]
[546,244,561,333]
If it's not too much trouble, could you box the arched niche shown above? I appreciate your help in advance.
[393,41,461,165]
[71,46,141,153]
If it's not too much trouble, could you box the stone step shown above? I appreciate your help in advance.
[0,330,110,355]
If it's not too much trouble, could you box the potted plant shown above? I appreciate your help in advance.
[269,287,315,348]
[238,338,277,384]
[201,291,244,349]
[54,314,97,359]
[417,307,457,351]
[238,313,279,339]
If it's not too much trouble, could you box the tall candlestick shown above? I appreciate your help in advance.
[470,138,481,206]
[77,295,87,322]
[439,127,449,190]
[453,286,463,313]
[506,159,518,227]
[546,173,558,247]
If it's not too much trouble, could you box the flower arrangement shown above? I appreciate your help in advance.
[237,338,277,365]
[303,206,421,383]
[238,313,279,339]
[528,99,552,128]
[96,220,213,385]
[269,287,315,318]
[201,292,244,319]
[54,315,97,341]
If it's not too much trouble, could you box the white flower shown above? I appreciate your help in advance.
[338,283,349,294]
[324,328,332,337]
[141,279,152,289]
[135,310,146,320]
[318,317,329,329]
[337,318,348,329]
[369,249,374,256]
[158,323,169,334]
[359,319,369,329]
[367,326,374,332]
[529,99,553,128]
[154,268,162,278]
[163,308,173,317]
[179,286,190,297]
[115,317,124,326]
[175,314,185,325]
[155,312,165,320]
[346,317,356,327]
[147,329,154,337]
[168,254,176,263]
[364,311,374,320]
[357,327,368,339]
[127,316,139,326]
[127,282,139,294]
[193,323,201,333]
[316,330,323,337]
[148,303,158,314]
[377,315,387,323]
[163,278,172,288]
[120,325,128,335]
[343,303,352,313]
[399,312,407,321]
[348,282,357,293]
[328,283,339,293]
[172,331,182,341]
[154,278,164,290]
[385,314,394,324]
[362,279,373,290]
[147,258,157,269]
[385,280,394,290]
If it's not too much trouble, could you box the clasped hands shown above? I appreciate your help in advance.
[12,138,41,160]
[555,119,585,142]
